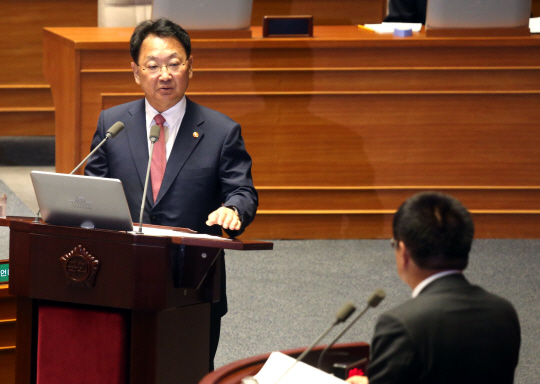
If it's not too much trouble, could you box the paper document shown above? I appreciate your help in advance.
[254,352,346,384]
[129,226,231,241]
[530,18,540,33]
[363,22,423,33]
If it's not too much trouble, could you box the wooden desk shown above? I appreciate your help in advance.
[43,26,540,239]
[199,342,370,384]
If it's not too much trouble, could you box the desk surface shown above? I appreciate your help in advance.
[44,25,540,49]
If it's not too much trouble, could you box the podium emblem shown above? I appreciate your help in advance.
[60,245,100,288]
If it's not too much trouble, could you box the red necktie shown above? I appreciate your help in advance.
[151,114,166,203]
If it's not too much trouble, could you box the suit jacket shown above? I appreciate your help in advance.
[384,0,427,24]
[368,274,521,384]
[85,97,258,316]
[85,97,257,236]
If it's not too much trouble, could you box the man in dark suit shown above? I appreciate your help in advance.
[348,192,521,384]
[85,18,258,370]
[384,0,427,24]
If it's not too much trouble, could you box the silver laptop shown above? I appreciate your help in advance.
[31,171,133,231]
[426,0,531,29]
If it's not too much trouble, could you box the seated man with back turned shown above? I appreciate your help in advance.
[85,18,258,370]
[349,192,520,384]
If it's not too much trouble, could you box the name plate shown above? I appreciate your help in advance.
[263,16,314,37]
[0,263,8,283]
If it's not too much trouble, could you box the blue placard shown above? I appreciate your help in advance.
[0,263,9,283]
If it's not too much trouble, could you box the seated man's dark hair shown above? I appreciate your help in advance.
[392,192,474,270]
[130,18,191,64]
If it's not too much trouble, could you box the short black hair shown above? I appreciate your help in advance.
[392,192,474,270]
[130,18,191,64]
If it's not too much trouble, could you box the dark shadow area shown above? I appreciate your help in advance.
[0,137,55,166]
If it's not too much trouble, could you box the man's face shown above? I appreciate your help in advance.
[131,34,193,113]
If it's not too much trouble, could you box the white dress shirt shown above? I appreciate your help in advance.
[412,270,462,298]
[144,96,186,160]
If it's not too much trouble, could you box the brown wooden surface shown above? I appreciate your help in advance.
[532,0,540,17]
[14,297,34,384]
[42,26,540,239]
[425,27,531,38]
[0,348,15,384]
[0,0,97,86]
[0,284,16,384]
[130,304,211,384]
[1,219,270,384]
[8,220,270,309]
[7,219,242,384]
[0,0,96,137]
[199,342,370,384]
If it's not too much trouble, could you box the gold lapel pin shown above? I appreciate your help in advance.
[193,132,199,138]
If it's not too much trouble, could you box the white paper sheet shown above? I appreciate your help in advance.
[129,226,231,240]
[363,22,423,34]
[530,17,540,33]
[254,352,346,384]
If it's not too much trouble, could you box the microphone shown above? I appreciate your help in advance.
[317,289,386,369]
[272,302,356,384]
[137,124,161,234]
[33,121,125,223]
[70,121,124,175]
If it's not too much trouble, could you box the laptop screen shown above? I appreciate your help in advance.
[31,171,133,231]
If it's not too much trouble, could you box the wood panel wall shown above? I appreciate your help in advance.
[0,0,536,136]
[0,0,384,138]
[0,0,97,137]
[0,278,16,384]
[533,0,540,17]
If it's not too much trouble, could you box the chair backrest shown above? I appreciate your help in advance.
[98,0,152,27]
[152,0,254,30]
[426,0,531,29]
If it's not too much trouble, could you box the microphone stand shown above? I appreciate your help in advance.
[137,124,161,234]
[317,289,386,370]
[33,122,125,223]
[272,302,356,384]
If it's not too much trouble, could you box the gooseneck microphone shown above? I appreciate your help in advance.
[70,121,125,175]
[137,124,161,234]
[273,302,356,384]
[317,289,386,369]
[33,121,125,223]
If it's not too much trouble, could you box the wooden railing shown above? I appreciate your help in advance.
[0,260,15,384]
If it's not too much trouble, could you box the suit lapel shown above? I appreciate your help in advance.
[124,99,153,205]
[154,98,205,205]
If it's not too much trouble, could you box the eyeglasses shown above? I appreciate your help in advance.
[139,60,188,75]
[390,238,398,249]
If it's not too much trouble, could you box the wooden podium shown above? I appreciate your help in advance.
[199,342,370,384]
[7,219,272,384]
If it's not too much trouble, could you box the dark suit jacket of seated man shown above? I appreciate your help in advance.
[384,0,427,24]
[348,192,521,384]
[84,18,258,371]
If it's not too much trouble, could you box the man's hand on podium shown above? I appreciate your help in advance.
[207,206,241,231]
